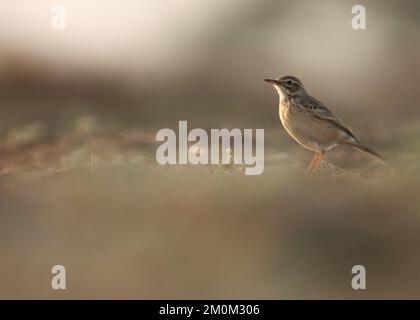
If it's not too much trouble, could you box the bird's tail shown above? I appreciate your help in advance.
[343,139,390,167]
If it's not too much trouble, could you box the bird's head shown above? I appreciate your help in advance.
[264,75,304,99]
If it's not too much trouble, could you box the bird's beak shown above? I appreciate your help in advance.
[264,79,280,85]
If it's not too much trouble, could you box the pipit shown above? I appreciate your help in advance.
[264,75,389,174]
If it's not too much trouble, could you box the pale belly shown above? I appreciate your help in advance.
[279,104,340,152]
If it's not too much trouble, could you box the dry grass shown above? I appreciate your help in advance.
[0,127,419,299]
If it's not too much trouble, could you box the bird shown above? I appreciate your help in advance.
[264,75,389,174]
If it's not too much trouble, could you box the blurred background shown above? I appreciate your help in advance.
[0,0,420,299]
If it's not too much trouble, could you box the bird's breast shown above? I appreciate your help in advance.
[279,101,297,129]
[278,101,338,152]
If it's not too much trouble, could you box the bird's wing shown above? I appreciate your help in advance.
[295,95,357,140]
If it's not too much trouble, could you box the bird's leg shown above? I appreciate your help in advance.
[310,150,325,174]
[306,152,320,174]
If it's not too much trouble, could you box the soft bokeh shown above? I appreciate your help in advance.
[0,0,419,299]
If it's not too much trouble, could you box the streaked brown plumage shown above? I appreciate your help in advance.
[264,75,389,173]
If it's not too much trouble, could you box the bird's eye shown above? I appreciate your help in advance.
[287,80,293,86]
